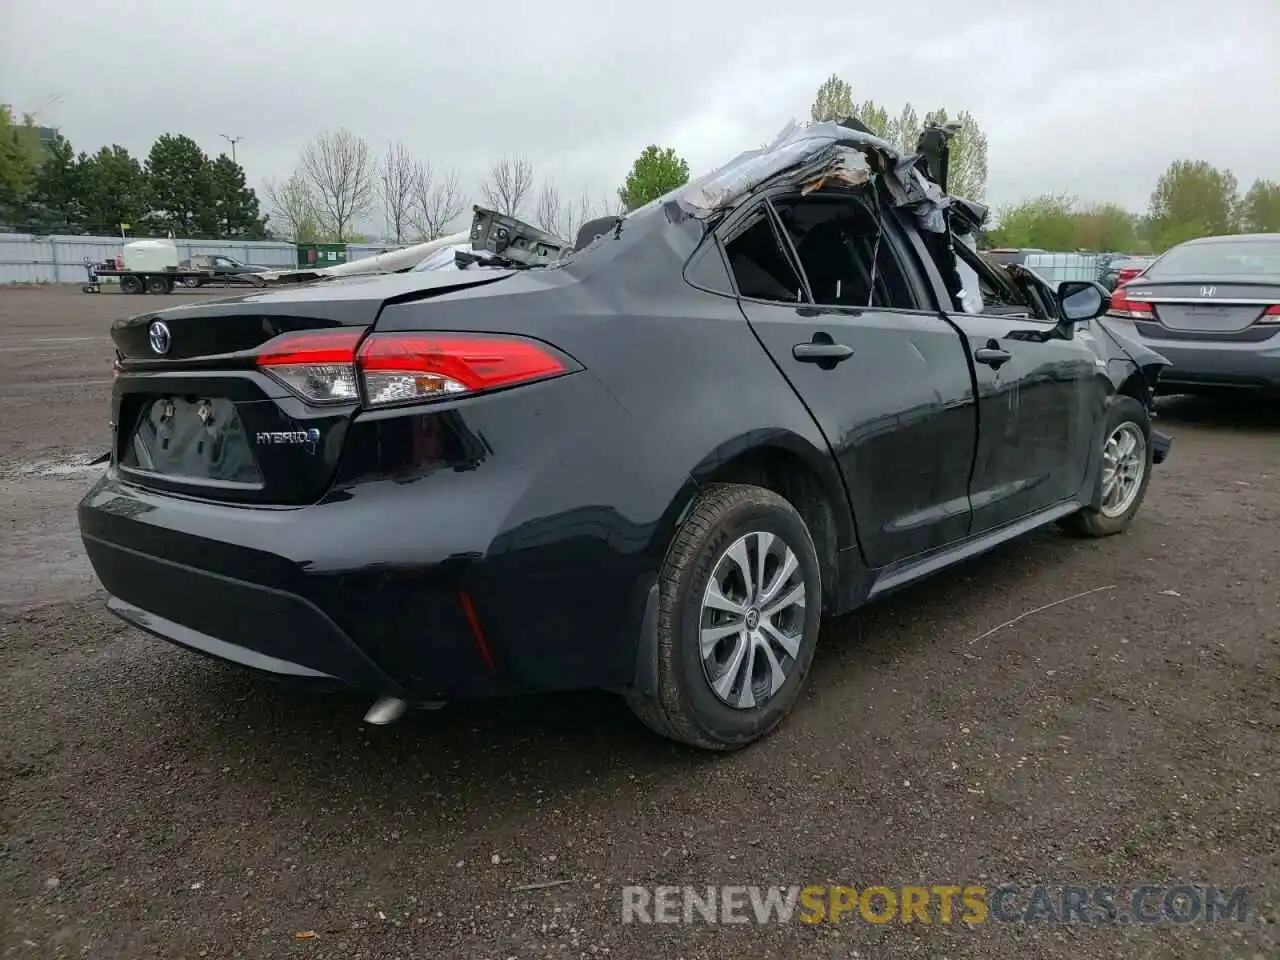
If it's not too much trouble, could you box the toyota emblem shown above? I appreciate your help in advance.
[148,320,171,355]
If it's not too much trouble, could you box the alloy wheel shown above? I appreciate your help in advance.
[1100,421,1147,518]
[699,531,807,709]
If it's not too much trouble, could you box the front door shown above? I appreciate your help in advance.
[947,241,1111,531]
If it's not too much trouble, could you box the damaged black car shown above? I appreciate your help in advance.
[77,119,1172,751]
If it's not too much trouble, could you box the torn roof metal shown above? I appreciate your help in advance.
[663,119,989,235]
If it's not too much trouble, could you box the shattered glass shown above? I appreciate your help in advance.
[953,231,986,314]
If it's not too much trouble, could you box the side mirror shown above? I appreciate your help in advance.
[1057,280,1110,322]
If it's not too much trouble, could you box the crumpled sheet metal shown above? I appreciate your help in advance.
[671,120,986,235]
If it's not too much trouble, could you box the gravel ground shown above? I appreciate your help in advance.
[1,287,1278,959]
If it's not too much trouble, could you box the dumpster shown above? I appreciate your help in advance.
[296,243,349,268]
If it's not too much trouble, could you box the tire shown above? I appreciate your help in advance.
[119,274,142,295]
[181,276,201,288]
[145,275,172,295]
[625,483,823,751]
[1059,396,1153,537]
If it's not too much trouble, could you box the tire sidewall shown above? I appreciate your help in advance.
[668,496,822,746]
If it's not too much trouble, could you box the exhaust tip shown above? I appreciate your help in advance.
[363,696,408,725]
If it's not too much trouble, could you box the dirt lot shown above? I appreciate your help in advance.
[1,286,1277,959]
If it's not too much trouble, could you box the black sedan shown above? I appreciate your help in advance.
[78,121,1173,750]
[178,254,276,286]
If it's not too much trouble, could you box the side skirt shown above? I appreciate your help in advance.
[864,500,1083,603]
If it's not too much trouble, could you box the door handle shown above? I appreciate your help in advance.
[974,346,1012,368]
[793,342,854,364]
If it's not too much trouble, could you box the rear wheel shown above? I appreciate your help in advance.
[625,483,822,751]
[120,274,142,295]
[145,275,172,295]
[1060,396,1153,537]
[181,276,202,288]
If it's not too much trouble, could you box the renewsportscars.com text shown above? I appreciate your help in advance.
[621,884,1249,926]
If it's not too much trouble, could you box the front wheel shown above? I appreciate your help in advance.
[625,483,823,751]
[1060,396,1153,537]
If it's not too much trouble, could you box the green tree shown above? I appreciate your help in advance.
[202,153,268,238]
[144,133,213,234]
[987,194,1078,249]
[806,79,989,200]
[32,132,81,231]
[1238,179,1280,233]
[0,105,44,228]
[810,74,854,122]
[850,100,890,139]
[807,75,896,138]
[1147,159,1238,249]
[77,145,146,235]
[617,145,690,212]
[885,103,923,154]
[1070,202,1139,252]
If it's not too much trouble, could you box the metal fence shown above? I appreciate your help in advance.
[1019,252,1102,284]
[345,243,389,263]
[0,234,298,284]
[2,232,1114,287]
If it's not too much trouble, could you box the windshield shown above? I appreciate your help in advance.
[1147,237,1280,277]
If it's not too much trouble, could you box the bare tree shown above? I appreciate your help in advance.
[408,163,466,240]
[262,173,316,241]
[568,190,598,240]
[534,180,569,237]
[480,155,535,217]
[299,128,376,243]
[379,141,418,245]
[564,189,625,241]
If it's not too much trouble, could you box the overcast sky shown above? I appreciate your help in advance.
[3,0,1276,234]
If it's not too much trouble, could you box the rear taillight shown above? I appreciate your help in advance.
[357,333,568,406]
[255,330,570,407]
[1260,306,1280,325]
[1115,267,1144,285]
[1107,286,1153,320]
[256,329,364,404]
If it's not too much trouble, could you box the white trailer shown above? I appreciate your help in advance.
[86,239,212,294]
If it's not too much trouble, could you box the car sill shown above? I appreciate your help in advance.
[868,501,1082,599]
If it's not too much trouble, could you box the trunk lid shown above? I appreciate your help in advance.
[109,269,515,506]
[1121,277,1280,335]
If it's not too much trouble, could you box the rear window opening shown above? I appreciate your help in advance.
[722,191,918,310]
[1147,238,1280,277]
[722,206,805,302]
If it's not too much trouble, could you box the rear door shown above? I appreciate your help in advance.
[721,191,978,569]
[936,236,1110,530]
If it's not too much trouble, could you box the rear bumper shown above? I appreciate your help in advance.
[77,373,682,701]
[86,534,401,692]
[1108,318,1280,392]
